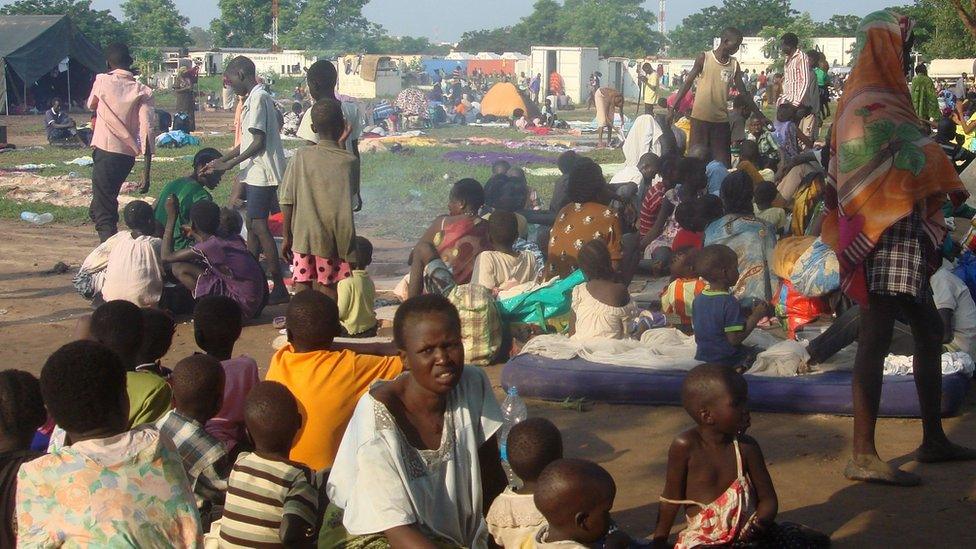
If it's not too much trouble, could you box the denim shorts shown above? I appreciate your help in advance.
[244,184,280,219]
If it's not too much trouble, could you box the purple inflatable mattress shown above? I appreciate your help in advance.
[501,354,971,417]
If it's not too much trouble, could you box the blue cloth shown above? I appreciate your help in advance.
[692,290,746,365]
[706,160,728,196]
[704,214,778,302]
[155,130,200,148]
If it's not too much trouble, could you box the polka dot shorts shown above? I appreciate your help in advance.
[292,253,352,286]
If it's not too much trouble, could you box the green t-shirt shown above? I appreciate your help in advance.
[154,177,213,251]
[814,67,828,87]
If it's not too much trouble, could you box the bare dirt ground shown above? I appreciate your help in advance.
[1,219,975,546]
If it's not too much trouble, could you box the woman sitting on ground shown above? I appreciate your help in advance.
[161,198,268,319]
[570,239,638,340]
[322,294,507,547]
[703,170,778,302]
[407,178,490,298]
[639,156,709,256]
[547,158,623,279]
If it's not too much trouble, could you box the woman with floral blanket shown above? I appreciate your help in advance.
[822,10,976,486]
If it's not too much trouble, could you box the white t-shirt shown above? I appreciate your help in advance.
[932,267,976,356]
[101,232,163,307]
[239,83,286,187]
[470,250,538,291]
[327,367,503,547]
[297,99,363,154]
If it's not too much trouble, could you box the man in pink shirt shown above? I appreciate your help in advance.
[87,44,155,242]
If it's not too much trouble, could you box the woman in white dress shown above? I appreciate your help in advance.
[322,294,507,548]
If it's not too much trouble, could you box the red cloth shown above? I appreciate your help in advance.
[672,229,704,251]
[638,183,666,236]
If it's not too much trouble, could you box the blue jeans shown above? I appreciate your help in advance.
[807,304,916,365]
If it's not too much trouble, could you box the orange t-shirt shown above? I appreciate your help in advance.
[266,345,404,471]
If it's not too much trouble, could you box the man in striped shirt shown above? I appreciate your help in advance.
[779,33,811,109]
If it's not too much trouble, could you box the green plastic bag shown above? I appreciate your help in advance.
[497,269,585,328]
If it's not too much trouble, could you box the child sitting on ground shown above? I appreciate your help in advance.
[472,210,540,293]
[337,236,379,337]
[754,181,786,234]
[672,194,722,252]
[134,308,175,378]
[487,418,563,547]
[692,246,772,370]
[652,364,828,548]
[101,200,164,307]
[266,290,403,472]
[513,108,530,130]
[156,355,230,527]
[194,296,260,453]
[571,240,638,340]
[17,341,200,546]
[0,370,46,547]
[524,458,621,548]
[83,300,172,427]
[542,99,557,128]
[660,247,707,330]
[162,199,268,320]
[773,103,813,179]
[280,98,360,301]
[746,117,780,171]
[216,381,318,547]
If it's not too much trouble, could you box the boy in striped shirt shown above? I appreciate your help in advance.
[660,247,707,330]
[217,381,318,547]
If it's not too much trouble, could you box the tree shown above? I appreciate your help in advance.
[0,0,131,48]
[210,0,302,48]
[667,7,722,57]
[891,1,976,59]
[188,26,213,49]
[667,0,795,57]
[814,14,861,36]
[121,0,190,47]
[457,0,663,57]
[758,12,817,71]
[283,0,377,51]
[948,0,976,43]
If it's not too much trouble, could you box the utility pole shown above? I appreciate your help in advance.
[659,0,666,35]
[271,0,281,52]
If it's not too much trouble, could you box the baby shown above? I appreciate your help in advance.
[217,381,318,547]
[691,245,771,370]
[652,364,828,548]
[486,418,563,547]
[524,459,621,548]
[571,240,638,341]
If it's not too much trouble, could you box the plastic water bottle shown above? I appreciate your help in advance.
[499,386,528,487]
[20,211,53,225]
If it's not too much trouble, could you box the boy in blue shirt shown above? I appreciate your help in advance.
[692,245,771,369]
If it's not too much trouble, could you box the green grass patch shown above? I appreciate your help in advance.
[0,126,625,241]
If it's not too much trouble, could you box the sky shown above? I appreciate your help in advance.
[7,0,894,42]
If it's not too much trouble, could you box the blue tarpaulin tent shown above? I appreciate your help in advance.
[421,59,467,80]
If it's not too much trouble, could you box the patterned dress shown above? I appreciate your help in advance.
[546,202,623,279]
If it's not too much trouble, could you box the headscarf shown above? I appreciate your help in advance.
[823,10,967,306]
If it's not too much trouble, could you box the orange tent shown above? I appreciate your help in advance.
[479,82,540,118]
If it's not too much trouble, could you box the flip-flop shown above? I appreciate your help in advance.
[915,443,976,463]
[844,459,920,487]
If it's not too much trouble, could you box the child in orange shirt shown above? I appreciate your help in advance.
[660,247,707,331]
[265,290,403,473]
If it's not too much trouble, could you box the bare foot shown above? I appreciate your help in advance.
[268,286,290,305]
[915,441,976,463]
[844,455,920,486]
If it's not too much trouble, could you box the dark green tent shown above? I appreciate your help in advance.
[0,15,104,111]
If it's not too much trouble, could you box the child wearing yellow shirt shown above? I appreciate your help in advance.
[337,236,378,337]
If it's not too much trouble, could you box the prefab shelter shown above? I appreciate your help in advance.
[0,15,104,114]
[466,59,518,77]
[336,55,403,99]
[530,46,600,105]
[929,59,976,80]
